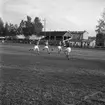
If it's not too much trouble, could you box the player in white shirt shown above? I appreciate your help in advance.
[29,40,40,54]
[43,40,50,54]
[57,41,62,54]
[33,40,40,54]
[64,41,71,60]
[2,39,5,43]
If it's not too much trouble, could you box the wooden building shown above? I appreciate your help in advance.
[40,30,89,47]
[40,31,66,41]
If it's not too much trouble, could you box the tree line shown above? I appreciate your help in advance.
[0,16,43,37]
[0,9,105,38]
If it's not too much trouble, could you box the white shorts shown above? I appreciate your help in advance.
[58,46,62,50]
[65,47,71,53]
[34,45,39,51]
[44,46,49,49]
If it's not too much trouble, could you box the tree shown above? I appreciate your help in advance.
[33,17,43,35]
[21,16,34,36]
[25,16,33,36]
[96,8,105,34]
[96,33,105,46]
[18,20,25,34]
[8,23,18,36]
[96,8,105,47]
[18,16,43,36]
[4,22,9,36]
[27,16,31,23]
[0,17,4,36]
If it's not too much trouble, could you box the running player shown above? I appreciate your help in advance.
[43,40,50,54]
[57,41,62,54]
[64,40,71,60]
[2,39,5,43]
[62,40,66,47]
[63,37,72,60]
[34,40,40,54]
[29,40,40,54]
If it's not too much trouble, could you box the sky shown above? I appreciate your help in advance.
[1,0,105,36]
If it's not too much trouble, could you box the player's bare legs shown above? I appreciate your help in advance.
[43,40,50,54]
[58,46,62,54]
[64,47,71,60]
[33,45,40,55]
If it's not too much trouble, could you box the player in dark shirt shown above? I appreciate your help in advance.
[63,39,71,60]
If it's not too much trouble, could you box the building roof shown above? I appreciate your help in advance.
[82,37,96,43]
[40,30,86,37]
[0,37,5,39]
[63,31,72,37]
[29,35,45,40]
[16,35,25,39]
[88,37,96,41]
[40,31,67,36]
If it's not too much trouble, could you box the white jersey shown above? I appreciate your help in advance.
[44,41,49,49]
[65,47,71,53]
[45,41,48,46]
[34,45,38,49]
[58,46,62,50]
[44,46,49,49]
[2,40,4,43]
[34,45,39,51]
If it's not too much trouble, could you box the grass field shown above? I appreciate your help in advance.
[0,43,105,105]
